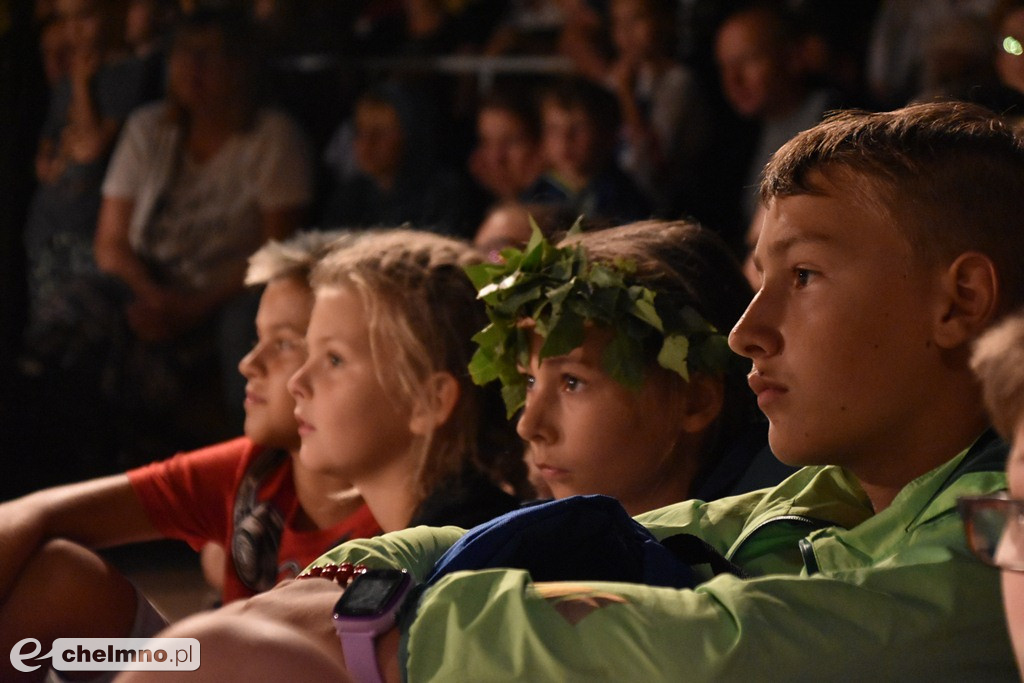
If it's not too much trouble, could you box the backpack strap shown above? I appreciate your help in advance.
[659,533,750,579]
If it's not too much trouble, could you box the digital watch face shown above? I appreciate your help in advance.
[335,569,410,617]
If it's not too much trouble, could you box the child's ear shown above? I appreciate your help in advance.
[934,252,999,349]
[408,372,461,436]
[677,374,725,434]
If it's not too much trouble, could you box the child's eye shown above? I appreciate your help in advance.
[275,338,304,353]
[522,374,536,391]
[327,353,343,367]
[793,268,816,288]
[562,374,583,392]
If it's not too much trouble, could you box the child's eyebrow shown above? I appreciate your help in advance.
[308,333,348,347]
[517,353,596,371]
[266,322,305,334]
[537,354,599,371]
[764,231,836,259]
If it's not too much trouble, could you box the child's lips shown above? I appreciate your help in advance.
[294,413,314,436]
[536,462,570,480]
[747,372,788,406]
[243,386,265,406]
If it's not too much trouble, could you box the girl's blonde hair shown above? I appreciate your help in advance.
[311,229,522,499]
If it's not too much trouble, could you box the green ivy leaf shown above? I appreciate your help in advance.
[461,223,734,401]
[464,262,506,292]
[602,330,645,389]
[657,334,690,381]
[468,345,500,384]
[494,284,543,316]
[539,308,585,359]
[631,288,663,331]
[501,381,527,418]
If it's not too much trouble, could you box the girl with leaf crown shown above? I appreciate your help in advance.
[466,219,786,515]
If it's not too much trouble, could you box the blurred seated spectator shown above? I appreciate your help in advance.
[90,8,312,453]
[714,1,842,224]
[605,0,711,216]
[524,76,651,224]
[867,0,999,108]
[468,87,546,204]
[318,82,475,237]
[22,0,146,370]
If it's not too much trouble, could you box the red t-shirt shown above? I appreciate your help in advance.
[126,437,381,603]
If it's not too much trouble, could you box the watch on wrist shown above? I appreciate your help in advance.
[332,568,415,683]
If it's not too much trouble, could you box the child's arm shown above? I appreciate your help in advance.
[398,554,1011,681]
[308,526,469,582]
[0,475,161,604]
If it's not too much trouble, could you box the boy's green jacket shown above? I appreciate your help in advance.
[315,431,1017,681]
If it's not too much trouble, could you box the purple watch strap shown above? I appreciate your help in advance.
[341,631,384,683]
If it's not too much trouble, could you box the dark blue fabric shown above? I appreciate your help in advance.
[424,494,697,589]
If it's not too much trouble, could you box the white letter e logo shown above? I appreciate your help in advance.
[10,638,46,673]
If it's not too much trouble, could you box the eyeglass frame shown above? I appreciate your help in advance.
[958,492,1024,572]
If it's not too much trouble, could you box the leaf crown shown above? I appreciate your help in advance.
[464,224,737,417]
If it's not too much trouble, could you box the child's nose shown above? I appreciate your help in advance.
[516,386,556,445]
[238,346,259,378]
[728,290,779,360]
[287,362,311,399]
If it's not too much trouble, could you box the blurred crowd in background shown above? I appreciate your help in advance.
[2,0,1023,500]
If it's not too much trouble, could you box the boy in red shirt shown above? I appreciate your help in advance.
[0,231,380,680]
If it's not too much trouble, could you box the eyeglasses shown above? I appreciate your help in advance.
[1002,35,1024,57]
[958,492,1024,571]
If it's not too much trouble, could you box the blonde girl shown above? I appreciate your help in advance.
[287,229,525,533]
